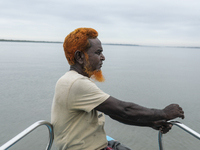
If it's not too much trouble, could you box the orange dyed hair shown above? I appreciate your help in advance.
[63,28,98,65]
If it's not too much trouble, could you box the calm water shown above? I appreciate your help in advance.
[0,42,200,150]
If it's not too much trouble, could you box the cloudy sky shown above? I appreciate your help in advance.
[0,0,200,46]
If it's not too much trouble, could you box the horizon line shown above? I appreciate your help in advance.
[0,39,199,49]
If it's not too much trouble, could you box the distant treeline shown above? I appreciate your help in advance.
[103,43,139,47]
[0,39,199,49]
[0,39,62,43]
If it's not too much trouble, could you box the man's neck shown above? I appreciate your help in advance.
[70,65,88,77]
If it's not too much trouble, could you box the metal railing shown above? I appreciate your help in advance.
[158,121,200,150]
[0,120,54,150]
[1,120,199,150]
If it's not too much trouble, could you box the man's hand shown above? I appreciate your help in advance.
[163,104,184,121]
[151,120,173,134]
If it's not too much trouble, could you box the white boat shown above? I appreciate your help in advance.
[0,120,199,150]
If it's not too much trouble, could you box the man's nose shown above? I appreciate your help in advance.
[101,53,105,61]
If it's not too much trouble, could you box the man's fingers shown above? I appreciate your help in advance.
[181,115,185,119]
[169,124,173,128]
[179,110,185,119]
[159,124,172,134]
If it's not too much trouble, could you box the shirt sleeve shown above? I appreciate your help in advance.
[68,77,110,112]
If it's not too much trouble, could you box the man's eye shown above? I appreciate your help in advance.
[96,51,101,55]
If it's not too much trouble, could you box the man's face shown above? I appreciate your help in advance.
[84,38,105,82]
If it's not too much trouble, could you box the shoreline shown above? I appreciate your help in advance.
[0,39,62,44]
[0,39,199,49]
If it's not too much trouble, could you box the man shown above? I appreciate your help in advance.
[51,28,184,150]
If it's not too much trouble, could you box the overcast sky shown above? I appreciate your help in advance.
[0,0,200,46]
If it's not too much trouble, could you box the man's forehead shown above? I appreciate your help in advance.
[89,37,101,43]
[88,38,102,48]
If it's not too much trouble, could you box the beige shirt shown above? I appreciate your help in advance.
[51,71,110,150]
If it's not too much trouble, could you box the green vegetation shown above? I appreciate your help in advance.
[0,39,199,49]
[0,39,62,43]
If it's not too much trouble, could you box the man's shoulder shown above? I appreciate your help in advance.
[57,71,88,85]
[65,70,84,79]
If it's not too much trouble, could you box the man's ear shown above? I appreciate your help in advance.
[74,50,84,64]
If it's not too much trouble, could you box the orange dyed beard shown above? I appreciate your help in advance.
[91,70,105,82]
[84,66,105,82]
[83,52,105,82]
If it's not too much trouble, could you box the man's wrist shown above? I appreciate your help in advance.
[153,109,167,121]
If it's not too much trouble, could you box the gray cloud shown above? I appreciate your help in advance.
[0,0,200,46]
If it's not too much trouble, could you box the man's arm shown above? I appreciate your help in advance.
[95,96,184,124]
[108,114,173,134]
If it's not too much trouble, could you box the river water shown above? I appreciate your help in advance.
[0,42,200,149]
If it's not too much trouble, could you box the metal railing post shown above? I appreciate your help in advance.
[0,120,54,150]
[158,121,200,150]
[158,131,163,150]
